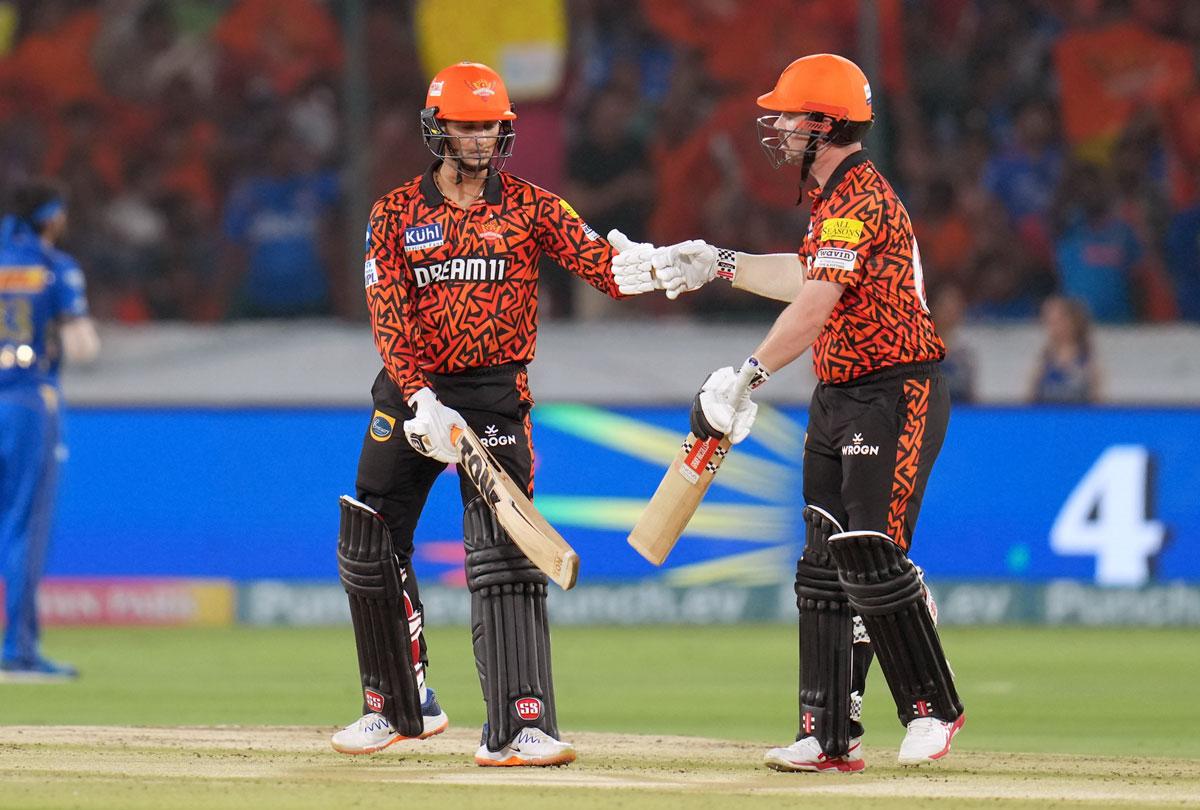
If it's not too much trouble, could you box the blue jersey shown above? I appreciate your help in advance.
[0,220,89,390]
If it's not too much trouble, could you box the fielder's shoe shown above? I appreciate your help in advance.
[475,725,576,767]
[330,688,449,754]
[764,735,865,773]
[897,714,965,765]
[0,656,79,682]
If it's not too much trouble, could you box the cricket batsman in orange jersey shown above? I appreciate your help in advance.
[331,61,655,766]
[613,54,965,771]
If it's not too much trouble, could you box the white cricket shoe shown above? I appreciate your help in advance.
[330,689,449,754]
[897,714,965,765]
[764,735,865,773]
[475,726,576,767]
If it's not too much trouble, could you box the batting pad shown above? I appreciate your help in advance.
[337,496,424,737]
[464,496,560,752]
[829,530,964,726]
[795,505,854,757]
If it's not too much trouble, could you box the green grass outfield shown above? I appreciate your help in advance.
[2,625,1199,808]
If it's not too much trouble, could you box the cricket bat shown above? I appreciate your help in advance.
[452,425,579,590]
[627,432,732,565]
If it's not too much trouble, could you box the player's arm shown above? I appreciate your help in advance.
[50,254,100,364]
[750,279,845,371]
[364,198,430,400]
[532,190,624,299]
[613,240,804,302]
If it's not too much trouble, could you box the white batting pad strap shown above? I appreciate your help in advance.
[828,530,896,544]
[805,505,844,533]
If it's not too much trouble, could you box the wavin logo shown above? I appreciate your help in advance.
[480,424,516,447]
[842,433,880,456]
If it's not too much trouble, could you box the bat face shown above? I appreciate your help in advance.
[452,425,579,590]
[628,433,732,565]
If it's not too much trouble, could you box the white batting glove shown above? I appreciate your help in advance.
[689,357,771,444]
[609,229,664,295]
[403,386,466,463]
[654,240,718,300]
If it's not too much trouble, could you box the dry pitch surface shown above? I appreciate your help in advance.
[1,726,1198,809]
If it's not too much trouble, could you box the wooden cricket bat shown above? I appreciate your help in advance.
[452,425,579,590]
[627,433,732,565]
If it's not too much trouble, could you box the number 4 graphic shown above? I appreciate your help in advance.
[1050,445,1166,586]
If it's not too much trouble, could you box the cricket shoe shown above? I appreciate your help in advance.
[330,688,449,754]
[0,656,79,682]
[897,714,965,766]
[475,725,576,767]
[764,735,865,773]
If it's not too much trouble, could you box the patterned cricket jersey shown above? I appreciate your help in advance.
[365,162,620,399]
[802,150,945,384]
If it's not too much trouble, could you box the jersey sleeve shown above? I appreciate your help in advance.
[50,251,89,319]
[531,189,623,299]
[365,197,429,400]
[806,194,882,287]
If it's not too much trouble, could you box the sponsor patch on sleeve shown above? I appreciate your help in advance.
[369,410,395,441]
[559,199,580,219]
[364,258,379,287]
[820,217,865,245]
[812,247,858,272]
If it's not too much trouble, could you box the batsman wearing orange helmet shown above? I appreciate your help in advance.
[332,62,648,766]
[614,54,965,770]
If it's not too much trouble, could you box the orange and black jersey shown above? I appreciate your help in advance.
[365,162,621,399]
[802,150,945,384]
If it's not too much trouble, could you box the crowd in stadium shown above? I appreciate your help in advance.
[0,0,1197,324]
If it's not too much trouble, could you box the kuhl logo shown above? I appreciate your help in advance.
[842,432,880,456]
[364,689,385,713]
[404,222,444,252]
[515,697,543,721]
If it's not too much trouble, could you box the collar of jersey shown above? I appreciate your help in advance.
[420,160,504,207]
[815,149,872,201]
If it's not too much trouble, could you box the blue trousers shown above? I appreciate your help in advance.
[0,384,60,662]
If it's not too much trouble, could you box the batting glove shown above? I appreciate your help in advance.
[609,229,664,295]
[690,357,771,444]
[654,240,718,300]
[403,386,466,463]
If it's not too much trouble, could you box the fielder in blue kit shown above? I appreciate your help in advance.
[0,179,99,680]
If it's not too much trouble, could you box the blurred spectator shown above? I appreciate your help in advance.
[981,97,1063,262]
[1029,295,1102,404]
[565,88,652,244]
[1053,163,1140,323]
[219,124,340,319]
[0,0,104,113]
[214,0,342,99]
[94,0,215,104]
[1166,190,1200,321]
[931,283,977,404]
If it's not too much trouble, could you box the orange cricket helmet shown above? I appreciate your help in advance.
[420,62,517,170]
[425,61,517,122]
[755,54,874,177]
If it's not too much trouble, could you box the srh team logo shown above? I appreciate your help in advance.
[404,222,444,252]
[514,697,543,720]
[364,689,385,713]
[477,219,506,242]
[467,79,496,98]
